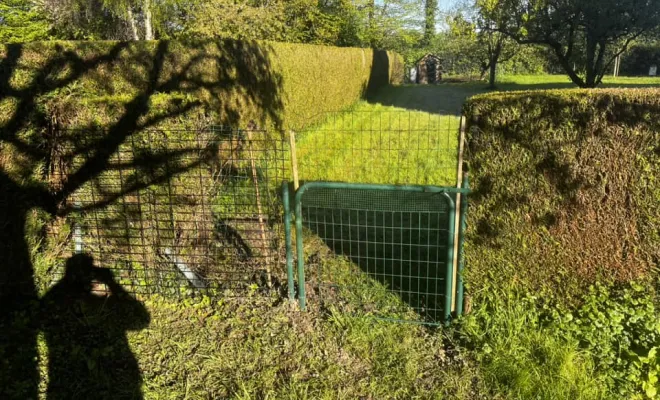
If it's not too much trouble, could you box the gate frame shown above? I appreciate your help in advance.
[285,181,470,325]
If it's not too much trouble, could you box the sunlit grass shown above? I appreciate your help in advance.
[293,102,461,186]
[497,73,660,88]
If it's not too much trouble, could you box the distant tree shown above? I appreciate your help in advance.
[476,0,518,87]
[182,0,343,44]
[486,0,660,87]
[423,0,437,45]
[367,0,422,49]
[44,0,191,40]
[0,0,51,42]
[439,14,484,76]
[437,8,548,80]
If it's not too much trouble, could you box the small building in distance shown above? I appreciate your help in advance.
[414,54,442,84]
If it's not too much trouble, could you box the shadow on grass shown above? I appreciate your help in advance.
[368,84,483,115]
[41,254,150,399]
[367,78,660,115]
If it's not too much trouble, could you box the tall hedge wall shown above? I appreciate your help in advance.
[0,39,403,293]
[0,39,403,131]
[464,89,659,302]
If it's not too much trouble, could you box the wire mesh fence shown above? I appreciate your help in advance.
[292,111,461,186]
[53,126,287,296]
[287,111,467,325]
[295,184,459,324]
[40,108,466,323]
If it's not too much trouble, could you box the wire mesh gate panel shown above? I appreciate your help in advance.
[54,126,287,295]
[292,183,464,325]
[285,111,469,325]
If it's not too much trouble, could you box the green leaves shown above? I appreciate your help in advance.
[0,0,50,43]
[550,283,660,398]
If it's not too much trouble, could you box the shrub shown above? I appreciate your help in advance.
[620,45,660,76]
[549,282,660,399]
[0,39,403,131]
[463,89,660,302]
[458,281,660,399]
[457,287,607,399]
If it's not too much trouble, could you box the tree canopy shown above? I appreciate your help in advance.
[2,0,425,51]
[0,0,50,42]
[485,0,660,87]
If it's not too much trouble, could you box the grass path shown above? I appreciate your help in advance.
[294,102,460,186]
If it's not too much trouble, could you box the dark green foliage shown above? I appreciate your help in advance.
[457,287,607,399]
[457,280,660,398]
[0,0,50,43]
[550,283,660,398]
[488,0,660,87]
[423,0,437,45]
[621,45,660,76]
[463,89,660,302]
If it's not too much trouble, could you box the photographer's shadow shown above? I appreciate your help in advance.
[41,254,150,400]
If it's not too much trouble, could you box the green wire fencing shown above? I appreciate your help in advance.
[291,110,461,185]
[52,126,288,297]
[284,111,469,325]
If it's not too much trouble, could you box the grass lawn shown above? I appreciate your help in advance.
[294,102,460,186]
[496,74,660,89]
[371,74,660,115]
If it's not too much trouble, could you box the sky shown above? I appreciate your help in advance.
[440,0,461,11]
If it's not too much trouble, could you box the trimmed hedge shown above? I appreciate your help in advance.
[0,39,403,291]
[0,39,402,130]
[464,89,660,301]
[0,39,402,190]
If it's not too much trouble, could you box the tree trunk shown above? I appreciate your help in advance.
[144,0,154,40]
[593,40,607,86]
[127,8,140,40]
[488,41,502,88]
[585,33,598,87]
[479,63,489,81]
[488,57,497,88]
[551,44,587,88]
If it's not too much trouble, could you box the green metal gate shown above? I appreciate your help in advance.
[283,180,469,326]
[282,111,470,326]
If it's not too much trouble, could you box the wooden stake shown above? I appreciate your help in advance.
[245,129,272,288]
[289,130,300,190]
[451,115,467,312]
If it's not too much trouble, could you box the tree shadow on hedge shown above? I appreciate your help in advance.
[464,92,660,287]
[0,39,283,399]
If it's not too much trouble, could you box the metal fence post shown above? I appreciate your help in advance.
[456,173,470,317]
[282,183,295,301]
[294,196,306,311]
[441,192,456,326]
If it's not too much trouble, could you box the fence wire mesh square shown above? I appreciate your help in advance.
[293,111,461,186]
[53,126,287,296]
